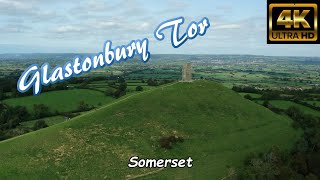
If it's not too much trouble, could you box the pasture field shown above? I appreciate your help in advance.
[269,100,320,117]
[4,89,114,113]
[255,100,320,117]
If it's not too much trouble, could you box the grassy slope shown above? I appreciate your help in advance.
[0,81,298,179]
[3,89,114,113]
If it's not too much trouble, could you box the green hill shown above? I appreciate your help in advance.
[0,81,298,179]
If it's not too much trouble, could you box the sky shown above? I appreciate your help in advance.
[0,0,319,56]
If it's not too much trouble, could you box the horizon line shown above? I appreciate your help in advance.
[0,53,319,58]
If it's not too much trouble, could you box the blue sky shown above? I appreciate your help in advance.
[0,0,319,56]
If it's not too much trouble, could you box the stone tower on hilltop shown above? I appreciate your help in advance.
[182,63,192,82]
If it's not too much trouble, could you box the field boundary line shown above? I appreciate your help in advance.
[0,82,179,144]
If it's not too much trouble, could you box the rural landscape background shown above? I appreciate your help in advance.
[0,54,319,179]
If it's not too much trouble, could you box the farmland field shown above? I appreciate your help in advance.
[4,89,114,113]
[269,100,320,117]
[254,100,320,117]
[0,54,319,179]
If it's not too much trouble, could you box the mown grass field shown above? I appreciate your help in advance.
[0,81,298,179]
[3,89,114,113]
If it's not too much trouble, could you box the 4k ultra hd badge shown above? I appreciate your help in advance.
[267,0,320,44]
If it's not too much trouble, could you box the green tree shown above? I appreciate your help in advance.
[261,91,281,100]
[136,86,143,91]
[117,77,125,83]
[114,90,121,98]
[263,100,270,107]
[147,79,158,86]
[33,120,48,130]
[14,106,30,122]
[0,88,3,100]
[55,82,68,90]
[0,103,21,129]
[6,117,21,129]
[33,104,50,119]
[118,82,127,91]
[286,106,303,121]
[105,89,114,96]
[77,101,91,111]
[244,94,253,100]
[113,89,126,98]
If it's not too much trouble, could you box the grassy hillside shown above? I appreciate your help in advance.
[4,89,114,113]
[0,81,298,179]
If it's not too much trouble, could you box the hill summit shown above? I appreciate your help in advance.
[0,81,297,179]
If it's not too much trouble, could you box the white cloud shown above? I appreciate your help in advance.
[0,0,35,15]
[0,0,317,56]
[214,24,241,30]
[54,25,83,33]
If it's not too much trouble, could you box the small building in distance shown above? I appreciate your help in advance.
[182,63,192,82]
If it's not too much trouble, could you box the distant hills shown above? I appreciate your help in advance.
[1,54,319,64]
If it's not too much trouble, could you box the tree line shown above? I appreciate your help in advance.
[237,107,320,179]
[0,100,93,141]
[234,85,320,111]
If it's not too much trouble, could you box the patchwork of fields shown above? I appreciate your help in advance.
[0,55,319,179]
